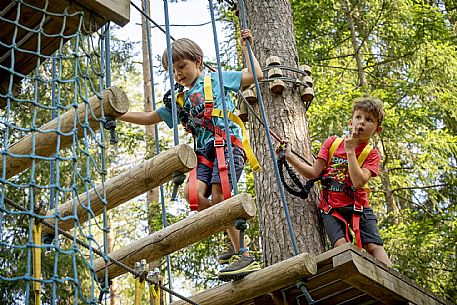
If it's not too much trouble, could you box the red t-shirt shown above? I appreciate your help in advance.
[317,136,380,208]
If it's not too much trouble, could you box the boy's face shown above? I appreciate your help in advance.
[349,109,382,142]
[172,59,202,88]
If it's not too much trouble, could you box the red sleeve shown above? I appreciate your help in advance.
[317,136,338,163]
[362,148,380,177]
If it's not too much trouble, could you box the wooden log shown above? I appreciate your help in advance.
[170,252,317,305]
[269,79,285,94]
[42,144,196,236]
[1,87,129,180]
[301,65,312,76]
[267,67,283,78]
[300,86,314,103]
[266,56,281,66]
[94,193,257,280]
[243,84,258,105]
[238,99,248,122]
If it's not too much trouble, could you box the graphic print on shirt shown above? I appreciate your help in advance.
[187,92,205,117]
[326,156,350,191]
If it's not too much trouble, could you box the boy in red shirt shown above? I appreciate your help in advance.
[281,96,392,266]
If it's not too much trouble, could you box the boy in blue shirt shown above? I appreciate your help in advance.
[119,29,264,280]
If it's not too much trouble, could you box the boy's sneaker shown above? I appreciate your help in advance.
[218,235,251,264]
[218,244,235,265]
[218,255,261,282]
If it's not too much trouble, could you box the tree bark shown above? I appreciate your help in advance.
[242,0,326,266]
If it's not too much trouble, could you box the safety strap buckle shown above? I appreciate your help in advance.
[353,204,363,213]
[214,138,225,147]
[320,200,333,214]
[323,205,333,215]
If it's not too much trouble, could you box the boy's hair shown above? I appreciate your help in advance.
[162,38,203,71]
[352,96,385,126]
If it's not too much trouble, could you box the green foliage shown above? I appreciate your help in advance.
[381,208,456,300]
[292,0,457,300]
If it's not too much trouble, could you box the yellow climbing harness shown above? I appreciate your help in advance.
[176,75,261,172]
[149,282,161,305]
[134,276,146,305]
[327,136,373,191]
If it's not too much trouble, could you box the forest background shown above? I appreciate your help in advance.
[0,0,456,304]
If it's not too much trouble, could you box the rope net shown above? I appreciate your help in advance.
[0,1,111,303]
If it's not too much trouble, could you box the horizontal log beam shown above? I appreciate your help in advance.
[94,193,257,280]
[170,253,317,305]
[2,87,129,180]
[42,144,196,236]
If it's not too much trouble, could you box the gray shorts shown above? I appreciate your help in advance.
[195,141,245,191]
[320,206,384,247]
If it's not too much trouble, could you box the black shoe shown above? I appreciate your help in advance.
[218,255,261,282]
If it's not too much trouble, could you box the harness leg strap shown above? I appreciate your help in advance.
[214,135,231,201]
[188,168,199,211]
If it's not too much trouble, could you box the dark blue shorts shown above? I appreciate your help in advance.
[195,141,245,191]
[320,206,384,247]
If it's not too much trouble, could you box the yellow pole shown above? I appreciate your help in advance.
[32,220,42,305]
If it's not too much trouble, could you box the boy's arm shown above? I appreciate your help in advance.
[284,144,326,180]
[346,151,372,188]
[118,111,163,126]
[345,133,372,189]
[240,29,264,87]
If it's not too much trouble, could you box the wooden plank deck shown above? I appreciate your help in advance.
[0,0,130,107]
[248,244,453,305]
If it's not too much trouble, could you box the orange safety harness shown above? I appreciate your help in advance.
[319,137,373,249]
[176,76,260,211]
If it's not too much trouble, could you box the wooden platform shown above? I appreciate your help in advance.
[0,0,130,106]
[250,244,452,305]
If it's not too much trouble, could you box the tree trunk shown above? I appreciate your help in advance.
[344,0,367,87]
[242,0,326,266]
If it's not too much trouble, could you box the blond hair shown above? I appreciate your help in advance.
[162,38,203,71]
[352,96,385,126]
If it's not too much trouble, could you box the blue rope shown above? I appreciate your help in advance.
[163,0,180,146]
[237,0,300,256]
[208,0,239,195]
[143,0,174,301]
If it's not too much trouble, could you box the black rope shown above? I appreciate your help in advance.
[277,148,318,200]
[3,197,201,305]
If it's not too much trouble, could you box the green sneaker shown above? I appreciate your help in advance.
[218,255,261,282]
